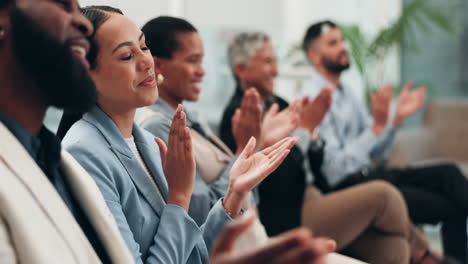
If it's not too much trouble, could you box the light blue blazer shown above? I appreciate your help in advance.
[62,106,231,264]
[138,98,234,225]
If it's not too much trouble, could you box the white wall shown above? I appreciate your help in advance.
[79,0,178,26]
[185,0,285,30]
[78,0,401,91]
[78,0,401,47]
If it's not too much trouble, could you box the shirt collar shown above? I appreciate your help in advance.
[314,71,346,94]
[0,111,62,172]
[0,111,41,160]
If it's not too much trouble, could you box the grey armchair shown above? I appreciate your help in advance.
[388,98,468,178]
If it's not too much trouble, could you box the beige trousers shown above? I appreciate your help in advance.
[301,181,428,264]
[232,194,368,263]
[232,217,368,264]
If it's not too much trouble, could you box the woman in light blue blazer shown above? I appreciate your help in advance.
[61,6,296,264]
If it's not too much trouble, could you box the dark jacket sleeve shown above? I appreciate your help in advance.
[272,96,328,192]
[219,90,243,153]
[306,141,328,192]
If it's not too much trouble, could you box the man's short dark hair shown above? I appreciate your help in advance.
[141,16,197,59]
[302,20,337,52]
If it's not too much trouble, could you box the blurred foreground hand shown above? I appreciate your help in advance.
[210,209,336,264]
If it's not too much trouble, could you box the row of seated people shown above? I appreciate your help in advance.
[218,22,468,263]
[0,1,358,263]
[59,9,467,263]
[133,16,467,264]
[0,1,466,264]
[0,2,333,264]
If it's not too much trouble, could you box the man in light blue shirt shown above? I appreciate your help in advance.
[301,20,468,263]
[302,73,398,187]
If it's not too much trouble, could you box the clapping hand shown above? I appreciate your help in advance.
[260,99,302,149]
[394,81,426,127]
[154,104,195,211]
[371,84,393,135]
[232,88,263,155]
[300,86,333,133]
[222,136,297,217]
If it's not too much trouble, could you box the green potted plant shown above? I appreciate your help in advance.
[287,0,461,102]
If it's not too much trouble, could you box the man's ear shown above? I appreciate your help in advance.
[233,63,247,80]
[305,48,320,67]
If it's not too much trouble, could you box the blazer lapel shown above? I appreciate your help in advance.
[113,146,167,215]
[61,151,134,263]
[0,123,98,261]
[83,106,166,215]
[132,125,169,199]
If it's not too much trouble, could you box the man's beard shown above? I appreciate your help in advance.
[322,54,350,74]
[10,8,97,113]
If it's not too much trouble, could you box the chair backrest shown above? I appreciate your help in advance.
[423,99,468,161]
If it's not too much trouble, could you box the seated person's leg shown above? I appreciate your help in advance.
[343,229,410,264]
[390,164,468,214]
[391,164,468,262]
[301,181,428,261]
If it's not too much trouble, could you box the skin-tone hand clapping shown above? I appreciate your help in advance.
[300,86,333,133]
[157,104,297,216]
[393,80,426,128]
[260,99,302,148]
[370,84,393,135]
[232,88,263,155]
[155,104,196,211]
[223,136,298,217]
[232,87,301,152]
[369,81,426,134]
[210,209,336,264]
